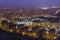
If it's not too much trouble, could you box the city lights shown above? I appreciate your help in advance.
[0,8,60,40]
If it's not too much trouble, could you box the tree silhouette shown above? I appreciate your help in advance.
[8,22,16,30]
[1,20,8,26]
[38,28,46,38]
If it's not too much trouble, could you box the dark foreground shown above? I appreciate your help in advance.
[0,29,47,40]
[0,29,60,40]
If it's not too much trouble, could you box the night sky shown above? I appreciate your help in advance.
[0,0,60,7]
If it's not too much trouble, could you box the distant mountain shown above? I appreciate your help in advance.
[44,7,60,15]
[47,7,60,10]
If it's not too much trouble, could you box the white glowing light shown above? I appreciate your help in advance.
[51,6,58,8]
[41,7,49,10]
